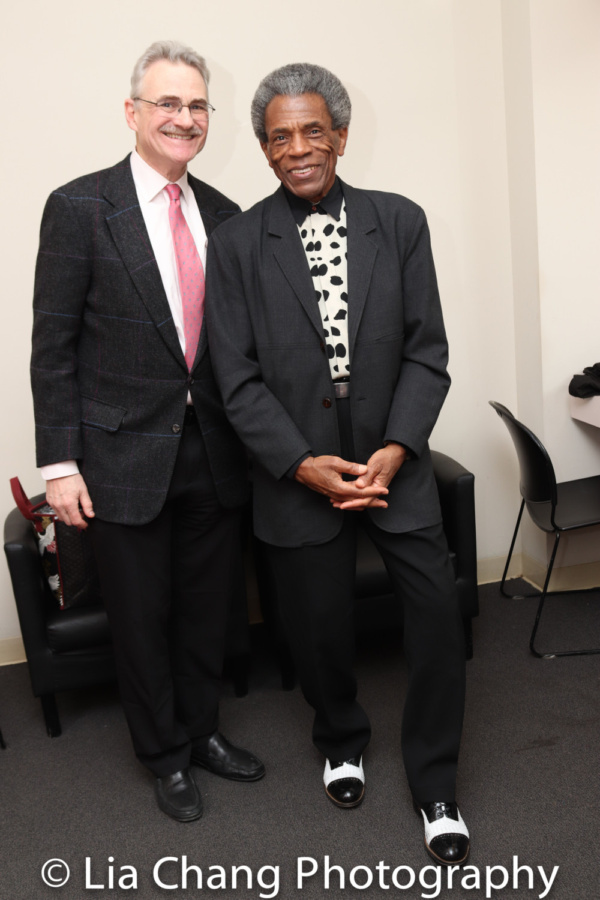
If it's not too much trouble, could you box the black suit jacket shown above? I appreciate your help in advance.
[205,180,449,547]
[31,155,249,525]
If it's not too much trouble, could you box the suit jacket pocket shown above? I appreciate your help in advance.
[81,396,127,432]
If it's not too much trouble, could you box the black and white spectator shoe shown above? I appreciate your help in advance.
[414,800,470,865]
[324,756,365,808]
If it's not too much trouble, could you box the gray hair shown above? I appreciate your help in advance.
[130,40,210,99]
[251,63,351,142]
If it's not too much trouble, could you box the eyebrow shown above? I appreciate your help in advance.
[270,120,323,135]
[156,94,208,103]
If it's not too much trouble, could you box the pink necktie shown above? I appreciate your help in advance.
[165,183,205,371]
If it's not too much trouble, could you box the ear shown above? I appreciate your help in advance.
[260,141,274,171]
[124,98,138,134]
[336,126,349,158]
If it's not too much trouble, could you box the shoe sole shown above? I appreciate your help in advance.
[191,759,266,782]
[155,794,203,823]
[325,785,365,808]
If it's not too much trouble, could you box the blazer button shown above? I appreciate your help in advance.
[322,397,332,408]
[319,341,326,354]
[172,424,181,434]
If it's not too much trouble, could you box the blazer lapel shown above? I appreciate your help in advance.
[104,156,186,369]
[341,181,379,354]
[268,187,325,338]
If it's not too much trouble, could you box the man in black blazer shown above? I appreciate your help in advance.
[206,64,469,863]
[30,41,264,822]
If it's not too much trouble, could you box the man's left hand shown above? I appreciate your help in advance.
[331,443,408,510]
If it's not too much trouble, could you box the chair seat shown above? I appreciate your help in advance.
[527,474,600,532]
[46,605,111,653]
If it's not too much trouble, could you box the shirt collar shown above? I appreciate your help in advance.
[130,149,193,206]
[284,176,344,226]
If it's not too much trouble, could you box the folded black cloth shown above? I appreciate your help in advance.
[569,363,600,397]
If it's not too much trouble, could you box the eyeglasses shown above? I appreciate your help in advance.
[134,97,215,120]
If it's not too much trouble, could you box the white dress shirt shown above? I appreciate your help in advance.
[40,150,207,481]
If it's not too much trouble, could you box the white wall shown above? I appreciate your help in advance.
[1,0,599,653]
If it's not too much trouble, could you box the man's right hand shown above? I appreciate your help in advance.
[294,455,389,507]
[46,474,95,529]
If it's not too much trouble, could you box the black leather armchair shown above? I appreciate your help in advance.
[256,449,479,688]
[3,497,251,736]
[4,500,115,737]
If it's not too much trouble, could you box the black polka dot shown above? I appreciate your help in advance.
[335,344,346,358]
[323,223,334,236]
[330,256,341,266]
[327,345,335,359]
[337,226,347,237]
[334,309,347,320]
[330,275,343,286]
[331,326,340,336]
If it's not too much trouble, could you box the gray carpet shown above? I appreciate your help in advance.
[1,580,600,899]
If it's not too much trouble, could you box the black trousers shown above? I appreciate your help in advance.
[266,398,466,803]
[89,409,242,777]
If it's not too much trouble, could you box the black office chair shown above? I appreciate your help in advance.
[490,401,600,658]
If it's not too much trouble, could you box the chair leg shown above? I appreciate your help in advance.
[41,694,62,737]
[463,616,474,660]
[529,532,561,658]
[530,531,600,659]
[500,500,526,598]
[0,727,6,749]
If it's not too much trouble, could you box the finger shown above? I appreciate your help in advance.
[332,459,369,476]
[336,497,389,510]
[331,484,388,502]
[63,500,88,530]
[78,488,95,519]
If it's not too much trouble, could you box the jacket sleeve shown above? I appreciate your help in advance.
[383,207,450,456]
[205,228,312,480]
[30,190,90,467]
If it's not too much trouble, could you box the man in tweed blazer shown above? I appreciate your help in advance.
[206,64,469,864]
[30,41,264,822]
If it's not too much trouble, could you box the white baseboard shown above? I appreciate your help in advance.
[521,555,600,592]
[0,637,25,666]
[477,553,522,585]
[477,553,600,592]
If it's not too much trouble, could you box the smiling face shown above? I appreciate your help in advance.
[124,59,209,181]
[260,93,348,202]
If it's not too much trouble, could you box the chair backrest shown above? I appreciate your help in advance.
[489,401,558,508]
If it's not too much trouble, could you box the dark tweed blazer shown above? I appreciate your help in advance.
[205,180,450,547]
[31,155,249,525]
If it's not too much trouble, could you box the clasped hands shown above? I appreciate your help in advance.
[294,443,407,511]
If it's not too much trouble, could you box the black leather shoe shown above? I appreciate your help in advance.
[191,732,265,782]
[324,757,365,808]
[414,800,470,865]
[155,769,203,822]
